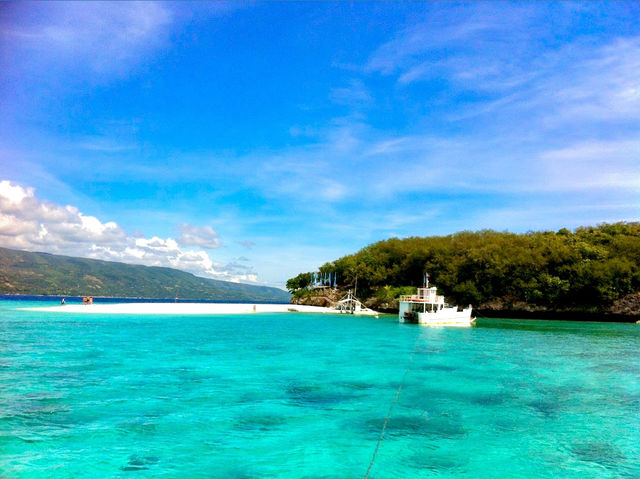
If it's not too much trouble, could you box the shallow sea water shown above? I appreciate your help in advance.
[0,300,638,478]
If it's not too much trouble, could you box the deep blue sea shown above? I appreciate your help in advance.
[1,299,638,478]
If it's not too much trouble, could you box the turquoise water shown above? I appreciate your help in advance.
[1,300,638,478]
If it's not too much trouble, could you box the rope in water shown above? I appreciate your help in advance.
[364,335,421,479]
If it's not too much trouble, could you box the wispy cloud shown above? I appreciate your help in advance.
[2,2,173,83]
[469,200,640,234]
[366,5,533,77]
[236,122,638,207]
[75,137,138,153]
[329,79,374,108]
[535,139,640,192]
[366,9,640,130]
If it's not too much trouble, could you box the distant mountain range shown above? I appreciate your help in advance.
[0,247,290,302]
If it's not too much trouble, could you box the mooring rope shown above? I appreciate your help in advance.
[364,335,421,479]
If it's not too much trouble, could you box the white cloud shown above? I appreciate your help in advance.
[0,180,257,283]
[176,224,221,249]
[0,181,31,204]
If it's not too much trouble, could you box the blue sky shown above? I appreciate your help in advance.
[1,2,638,288]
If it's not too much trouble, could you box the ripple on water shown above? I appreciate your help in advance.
[216,466,259,479]
[116,419,158,435]
[586,361,638,374]
[3,396,72,428]
[409,448,468,473]
[401,386,468,409]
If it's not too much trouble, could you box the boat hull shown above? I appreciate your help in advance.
[399,303,475,327]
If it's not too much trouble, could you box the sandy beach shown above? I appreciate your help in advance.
[22,302,337,315]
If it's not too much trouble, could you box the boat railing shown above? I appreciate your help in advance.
[399,294,445,303]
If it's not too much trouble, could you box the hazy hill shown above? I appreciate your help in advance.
[0,247,290,302]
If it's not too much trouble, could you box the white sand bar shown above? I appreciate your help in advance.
[22,302,337,315]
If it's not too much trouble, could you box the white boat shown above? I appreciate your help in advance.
[398,281,475,327]
[334,290,379,316]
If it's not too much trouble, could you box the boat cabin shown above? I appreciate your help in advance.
[399,287,446,321]
[397,281,475,326]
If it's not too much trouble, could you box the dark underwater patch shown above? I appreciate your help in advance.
[571,441,626,468]
[469,392,510,406]
[421,363,458,372]
[527,398,560,417]
[121,454,159,472]
[77,349,103,360]
[234,413,288,432]
[335,380,376,392]
[364,413,466,439]
[491,416,520,432]
[286,383,355,408]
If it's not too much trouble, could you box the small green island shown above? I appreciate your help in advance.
[287,222,640,322]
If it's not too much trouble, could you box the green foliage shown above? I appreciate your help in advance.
[287,222,640,311]
[0,247,291,302]
[375,285,415,304]
[286,272,312,293]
